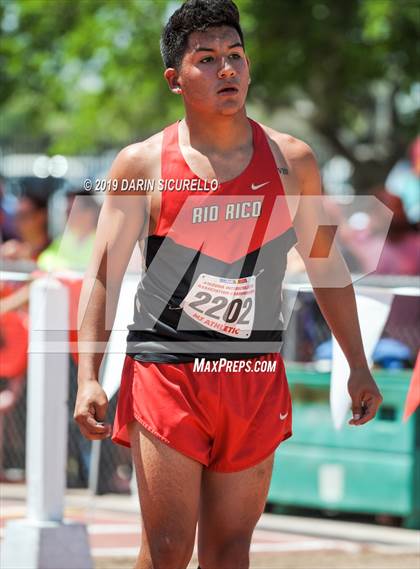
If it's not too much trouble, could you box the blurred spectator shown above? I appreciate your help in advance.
[334,188,420,276]
[363,189,419,275]
[0,192,50,262]
[38,190,100,271]
[0,179,18,243]
[386,137,420,224]
[374,190,419,275]
[0,310,27,479]
[0,190,99,314]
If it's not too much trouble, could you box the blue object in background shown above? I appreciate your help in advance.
[314,340,332,361]
[314,338,413,370]
[372,338,413,369]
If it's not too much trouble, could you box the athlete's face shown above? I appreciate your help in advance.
[164,26,250,116]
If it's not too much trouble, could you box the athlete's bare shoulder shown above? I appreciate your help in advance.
[259,122,321,196]
[109,130,164,186]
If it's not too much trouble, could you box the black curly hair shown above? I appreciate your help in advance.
[160,0,245,70]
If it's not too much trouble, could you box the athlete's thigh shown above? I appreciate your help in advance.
[198,453,274,551]
[128,420,202,550]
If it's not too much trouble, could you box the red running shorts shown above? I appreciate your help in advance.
[112,353,292,473]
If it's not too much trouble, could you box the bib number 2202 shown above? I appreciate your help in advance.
[181,273,256,338]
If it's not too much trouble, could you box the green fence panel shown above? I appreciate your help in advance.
[268,367,420,528]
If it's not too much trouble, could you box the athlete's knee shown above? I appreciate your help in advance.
[146,532,194,569]
[198,534,251,569]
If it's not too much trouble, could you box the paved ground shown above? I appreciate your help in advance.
[1,485,419,569]
[95,552,420,569]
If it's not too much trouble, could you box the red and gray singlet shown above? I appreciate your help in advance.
[126,118,297,362]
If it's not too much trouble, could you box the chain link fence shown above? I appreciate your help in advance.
[1,352,133,494]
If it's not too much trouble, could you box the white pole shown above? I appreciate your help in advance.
[1,277,93,569]
[26,277,69,521]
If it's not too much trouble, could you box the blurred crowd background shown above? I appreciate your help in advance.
[0,0,419,509]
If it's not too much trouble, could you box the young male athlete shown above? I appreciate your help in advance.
[74,1,383,567]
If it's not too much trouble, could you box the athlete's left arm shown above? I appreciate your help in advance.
[288,143,383,426]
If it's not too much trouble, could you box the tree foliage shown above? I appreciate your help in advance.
[0,0,182,153]
[244,0,419,187]
[1,0,418,188]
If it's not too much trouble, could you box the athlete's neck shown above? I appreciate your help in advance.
[181,111,251,154]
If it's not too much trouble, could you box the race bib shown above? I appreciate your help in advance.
[181,273,256,338]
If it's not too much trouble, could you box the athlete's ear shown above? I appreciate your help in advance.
[164,68,182,95]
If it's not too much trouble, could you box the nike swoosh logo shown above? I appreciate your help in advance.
[251,181,270,191]
[279,412,289,420]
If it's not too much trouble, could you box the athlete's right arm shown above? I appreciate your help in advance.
[74,145,150,440]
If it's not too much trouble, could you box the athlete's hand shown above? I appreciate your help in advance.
[74,381,112,440]
[347,368,383,426]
